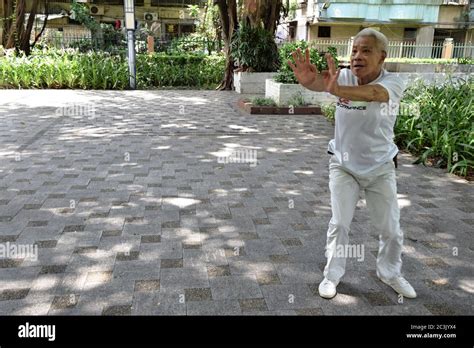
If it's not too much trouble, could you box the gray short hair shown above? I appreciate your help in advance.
[354,28,388,53]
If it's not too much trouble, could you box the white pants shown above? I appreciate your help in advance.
[323,156,403,282]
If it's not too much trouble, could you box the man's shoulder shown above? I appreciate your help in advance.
[376,69,407,89]
[378,69,400,82]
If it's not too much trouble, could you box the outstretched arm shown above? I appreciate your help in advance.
[324,54,389,102]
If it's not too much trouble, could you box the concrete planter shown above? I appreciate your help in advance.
[234,71,278,94]
[265,79,336,106]
[238,99,321,115]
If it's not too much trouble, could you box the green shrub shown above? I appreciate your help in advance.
[276,41,338,84]
[136,53,224,88]
[321,103,336,122]
[395,77,473,177]
[316,77,474,176]
[251,97,277,106]
[287,92,308,107]
[0,48,225,89]
[231,23,280,72]
[319,78,473,177]
[457,57,474,65]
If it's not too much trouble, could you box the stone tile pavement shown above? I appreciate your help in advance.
[0,90,472,316]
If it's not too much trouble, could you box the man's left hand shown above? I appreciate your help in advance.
[324,53,341,96]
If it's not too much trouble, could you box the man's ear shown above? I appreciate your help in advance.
[379,50,387,64]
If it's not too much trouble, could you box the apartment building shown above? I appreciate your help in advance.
[283,0,474,49]
[0,0,205,44]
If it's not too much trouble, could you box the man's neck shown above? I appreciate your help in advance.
[357,68,383,85]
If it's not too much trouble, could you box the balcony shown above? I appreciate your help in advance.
[442,0,469,5]
[318,1,442,23]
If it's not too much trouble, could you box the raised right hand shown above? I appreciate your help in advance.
[288,48,323,89]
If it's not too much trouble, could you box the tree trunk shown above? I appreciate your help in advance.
[3,0,43,55]
[5,0,25,49]
[201,0,209,35]
[244,0,284,33]
[20,0,39,55]
[31,0,49,50]
[2,0,14,47]
[214,0,286,90]
[214,0,238,90]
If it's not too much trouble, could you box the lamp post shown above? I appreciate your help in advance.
[124,0,136,89]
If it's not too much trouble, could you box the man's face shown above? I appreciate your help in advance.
[350,36,386,82]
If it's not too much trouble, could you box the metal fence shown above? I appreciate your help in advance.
[310,38,474,59]
[40,32,222,55]
[39,33,474,59]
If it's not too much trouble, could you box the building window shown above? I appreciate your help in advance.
[403,28,417,41]
[318,26,331,38]
[289,21,297,40]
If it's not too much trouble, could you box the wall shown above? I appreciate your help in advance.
[330,25,360,40]
[265,79,336,106]
[438,5,464,28]
[309,24,406,41]
[379,26,406,41]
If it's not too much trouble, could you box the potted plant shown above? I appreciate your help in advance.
[232,22,280,94]
[266,41,338,106]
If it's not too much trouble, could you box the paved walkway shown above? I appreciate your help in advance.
[0,90,472,315]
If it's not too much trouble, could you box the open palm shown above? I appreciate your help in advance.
[288,48,320,87]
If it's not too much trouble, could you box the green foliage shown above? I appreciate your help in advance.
[136,53,225,88]
[70,0,100,33]
[195,0,220,43]
[231,23,280,72]
[288,0,298,19]
[68,25,124,55]
[275,41,338,84]
[320,77,473,177]
[0,48,225,89]
[0,49,128,89]
[321,103,336,123]
[187,4,200,18]
[68,38,96,53]
[251,97,277,106]
[287,92,308,107]
[395,77,473,177]
[167,35,221,55]
[457,57,474,65]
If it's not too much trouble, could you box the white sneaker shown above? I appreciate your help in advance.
[380,276,417,299]
[318,277,339,299]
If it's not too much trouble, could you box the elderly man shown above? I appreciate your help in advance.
[289,28,416,299]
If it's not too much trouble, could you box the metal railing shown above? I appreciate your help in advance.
[310,38,474,59]
[309,39,351,57]
[39,33,474,59]
[39,32,222,55]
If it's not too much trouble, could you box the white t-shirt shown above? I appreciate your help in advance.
[327,68,406,175]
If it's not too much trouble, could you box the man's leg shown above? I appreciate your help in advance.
[364,162,416,298]
[364,163,403,281]
[323,162,360,283]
